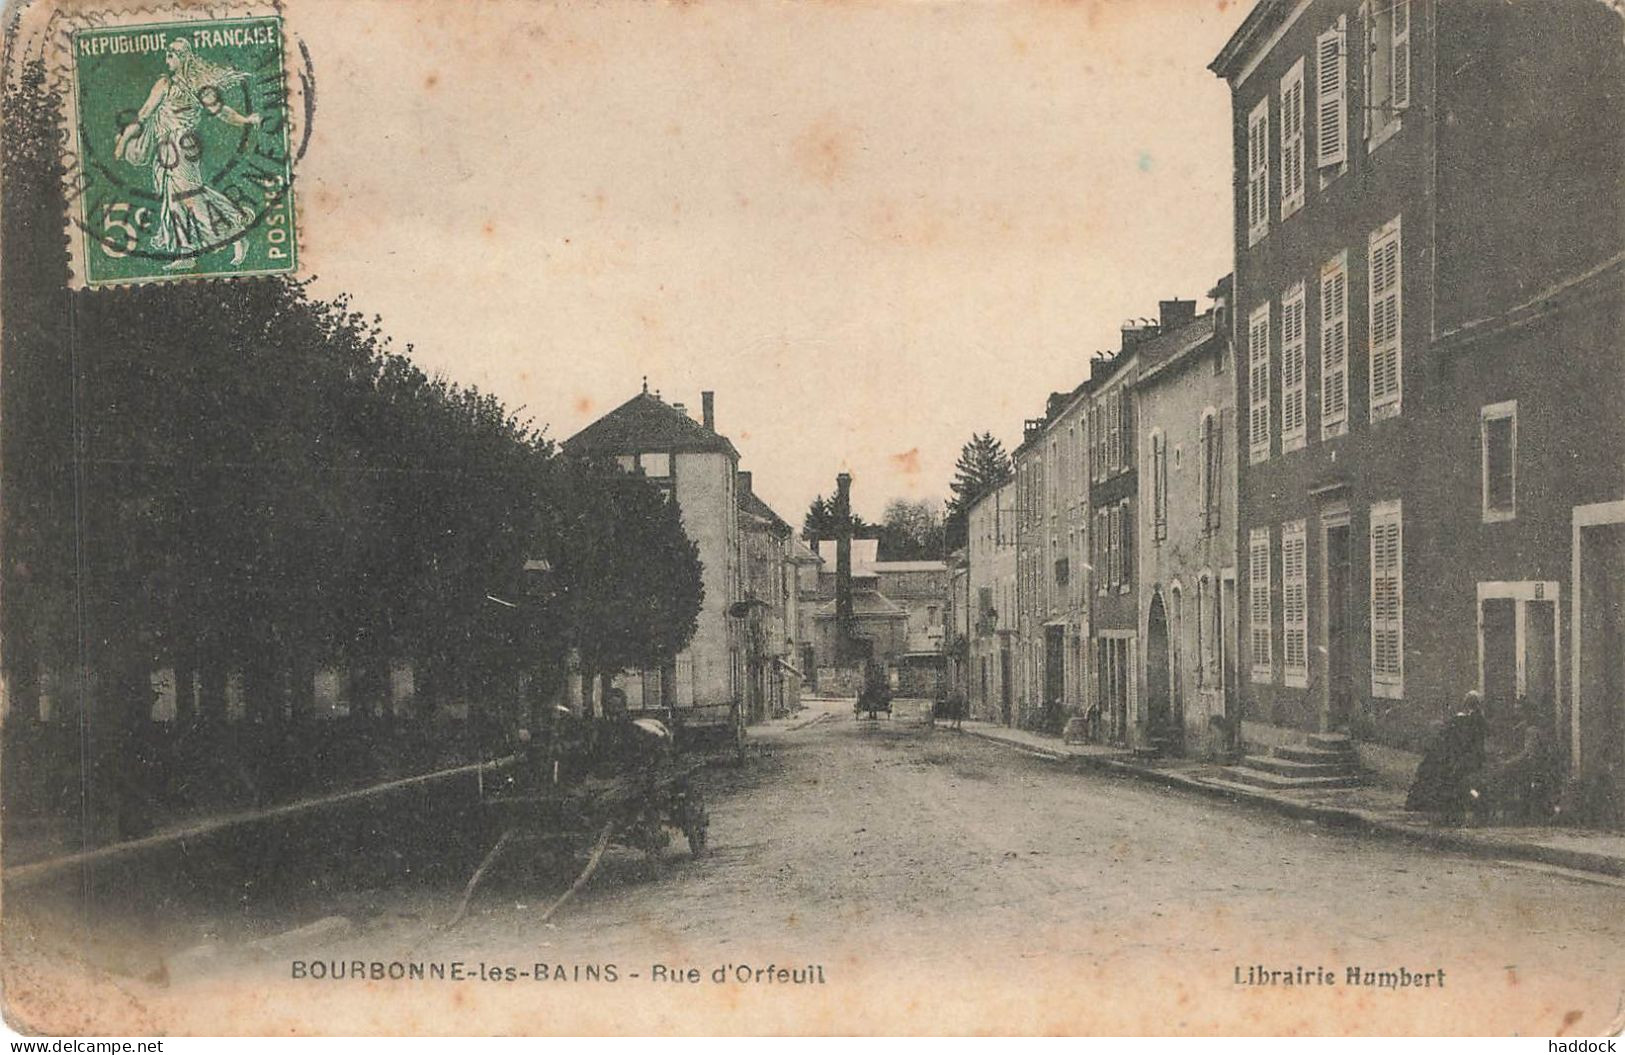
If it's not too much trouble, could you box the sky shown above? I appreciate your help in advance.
[256,0,1245,523]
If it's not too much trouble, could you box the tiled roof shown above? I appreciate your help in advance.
[563,391,738,459]
[739,487,792,536]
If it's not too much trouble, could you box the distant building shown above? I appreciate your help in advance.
[737,471,804,721]
[1134,287,1238,758]
[966,478,1017,724]
[563,388,743,715]
[798,538,950,696]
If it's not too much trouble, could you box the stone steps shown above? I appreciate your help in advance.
[1221,732,1364,791]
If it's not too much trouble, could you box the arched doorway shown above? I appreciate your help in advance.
[1146,589,1172,748]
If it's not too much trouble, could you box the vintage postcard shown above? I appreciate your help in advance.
[2,0,1623,1038]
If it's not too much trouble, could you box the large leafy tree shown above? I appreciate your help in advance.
[0,56,709,836]
[944,432,1014,550]
[876,498,946,561]
[552,456,704,712]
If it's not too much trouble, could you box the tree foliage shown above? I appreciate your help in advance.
[1,60,703,732]
[801,493,871,543]
[875,498,946,561]
[944,432,1014,550]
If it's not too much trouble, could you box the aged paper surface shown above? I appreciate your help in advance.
[2,0,1624,1037]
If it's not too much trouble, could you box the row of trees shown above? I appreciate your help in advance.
[1,62,703,742]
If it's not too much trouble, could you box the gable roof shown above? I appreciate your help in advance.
[563,391,739,460]
[739,487,792,537]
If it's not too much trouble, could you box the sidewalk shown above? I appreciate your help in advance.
[955,719,1625,882]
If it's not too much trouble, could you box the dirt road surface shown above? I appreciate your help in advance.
[7,698,1623,1034]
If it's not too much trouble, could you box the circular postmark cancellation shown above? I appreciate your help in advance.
[48,4,314,287]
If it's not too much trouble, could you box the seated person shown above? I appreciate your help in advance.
[1483,695,1558,823]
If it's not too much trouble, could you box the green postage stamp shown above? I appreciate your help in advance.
[66,15,296,286]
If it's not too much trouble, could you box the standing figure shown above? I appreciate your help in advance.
[114,39,261,269]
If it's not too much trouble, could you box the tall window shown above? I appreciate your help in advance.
[1118,499,1134,592]
[1368,216,1403,419]
[1481,401,1517,522]
[1195,574,1210,688]
[1201,410,1223,535]
[1106,390,1121,475]
[1247,96,1270,246]
[1281,282,1308,451]
[1320,251,1349,438]
[1280,59,1306,218]
[1316,17,1348,176]
[1151,431,1168,543]
[1364,0,1411,148]
[1282,520,1308,687]
[1370,500,1404,698]
[1248,302,1272,464]
[1119,388,1134,469]
[1249,527,1272,682]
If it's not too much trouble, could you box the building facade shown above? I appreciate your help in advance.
[967,479,1018,725]
[1088,342,1142,745]
[563,388,744,714]
[1134,290,1240,758]
[1213,0,1625,811]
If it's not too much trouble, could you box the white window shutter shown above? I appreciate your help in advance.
[1320,252,1349,436]
[1316,20,1347,167]
[1250,527,1272,680]
[1360,2,1374,141]
[1247,97,1270,244]
[1248,303,1272,462]
[1280,61,1306,215]
[1368,217,1403,413]
[1280,282,1307,447]
[1369,500,1404,696]
[1391,0,1411,111]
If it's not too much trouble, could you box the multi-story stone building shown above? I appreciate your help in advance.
[1087,336,1146,745]
[563,387,744,715]
[1134,286,1239,758]
[967,478,1017,724]
[737,471,802,721]
[1212,1,1625,807]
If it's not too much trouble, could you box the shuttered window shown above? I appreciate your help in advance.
[1151,431,1168,542]
[1370,500,1404,698]
[1280,59,1306,218]
[1281,282,1308,451]
[1315,19,1347,170]
[1247,96,1270,246]
[1201,410,1223,534]
[1248,302,1272,464]
[1391,0,1411,111]
[1364,0,1410,147]
[1368,217,1403,417]
[1119,498,1133,591]
[1282,520,1308,688]
[1249,527,1273,682]
[1319,251,1349,438]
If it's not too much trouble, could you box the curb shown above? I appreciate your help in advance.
[957,725,1625,881]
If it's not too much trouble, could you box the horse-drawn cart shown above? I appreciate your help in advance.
[446,714,710,930]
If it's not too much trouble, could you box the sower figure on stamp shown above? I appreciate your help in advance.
[114,39,261,270]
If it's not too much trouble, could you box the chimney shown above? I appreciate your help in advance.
[672,402,687,418]
[737,470,752,496]
[1159,298,1197,332]
[1121,320,1160,353]
[834,472,855,664]
[702,391,715,432]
